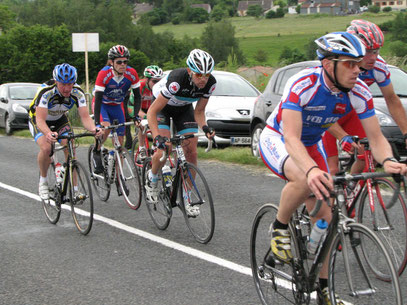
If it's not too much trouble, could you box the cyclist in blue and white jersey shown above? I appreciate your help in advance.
[259,32,407,305]
[29,63,103,201]
[146,49,216,216]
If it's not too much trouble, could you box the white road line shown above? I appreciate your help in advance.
[0,181,252,277]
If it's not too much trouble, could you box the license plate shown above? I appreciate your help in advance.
[230,137,251,145]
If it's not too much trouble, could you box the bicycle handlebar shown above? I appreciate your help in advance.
[309,171,404,217]
[158,133,215,162]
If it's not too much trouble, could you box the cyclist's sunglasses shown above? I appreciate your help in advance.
[151,79,160,84]
[331,58,363,69]
[115,60,128,65]
[193,72,211,78]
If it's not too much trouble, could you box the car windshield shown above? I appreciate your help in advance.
[370,66,407,97]
[9,86,39,100]
[212,74,259,97]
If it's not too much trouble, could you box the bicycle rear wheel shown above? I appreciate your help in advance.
[250,203,306,305]
[329,222,402,305]
[142,157,172,230]
[42,161,61,224]
[69,161,94,235]
[88,144,110,201]
[116,148,142,210]
[179,162,215,244]
[358,177,407,278]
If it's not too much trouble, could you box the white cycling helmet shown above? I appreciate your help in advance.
[186,49,214,74]
[315,32,365,60]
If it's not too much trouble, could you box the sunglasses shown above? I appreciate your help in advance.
[366,49,380,55]
[151,79,160,84]
[193,72,211,78]
[331,58,363,69]
[115,60,128,65]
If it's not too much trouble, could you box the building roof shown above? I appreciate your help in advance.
[237,0,273,11]
[191,3,212,13]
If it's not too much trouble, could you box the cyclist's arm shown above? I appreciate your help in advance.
[361,115,406,174]
[326,122,347,140]
[78,106,99,134]
[93,91,103,126]
[131,87,141,118]
[147,92,169,139]
[36,107,57,142]
[194,97,209,129]
[381,83,407,136]
[282,109,332,199]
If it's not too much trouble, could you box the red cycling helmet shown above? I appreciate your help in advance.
[346,19,384,50]
[108,45,130,59]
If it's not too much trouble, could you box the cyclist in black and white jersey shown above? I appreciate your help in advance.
[146,49,216,216]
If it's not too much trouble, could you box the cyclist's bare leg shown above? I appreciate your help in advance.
[151,129,171,175]
[182,133,198,166]
[37,136,52,178]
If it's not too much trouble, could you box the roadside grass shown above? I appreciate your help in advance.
[5,128,264,167]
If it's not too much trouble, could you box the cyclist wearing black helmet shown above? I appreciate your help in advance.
[92,44,142,173]
[29,63,103,201]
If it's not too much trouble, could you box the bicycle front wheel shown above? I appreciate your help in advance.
[329,222,402,305]
[250,203,304,305]
[116,149,142,210]
[42,162,61,224]
[88,144,110,202]
[142,157,172,230]
[358,177,407,278]
[179,162,215,244]
[69,161,94,235]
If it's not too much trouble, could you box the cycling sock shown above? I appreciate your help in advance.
[273,219,288,230]
[149,171,158,183]
[319,278,328,290]
[40,176,47,184]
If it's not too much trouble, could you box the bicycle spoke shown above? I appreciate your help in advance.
[88,144,110,201]
[117,149,142,210]
[42,161,61,224]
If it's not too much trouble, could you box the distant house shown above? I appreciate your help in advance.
[237,0,273,16]
[372,0,407,10]
[299,0,360,14]
[191,3,212,13]
[134,2,154,18]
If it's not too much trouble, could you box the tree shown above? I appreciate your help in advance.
[360,0,371,7]
[0,4,16,32]
[253,49,268,62]
[246,4,262,17]
[210,5,228,21]
[187,7,209,23]
[201,20,245,65]
[388,40,407,57]
[368,4,380,13]
[391,12,407,42]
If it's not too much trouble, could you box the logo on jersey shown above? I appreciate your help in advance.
[292,77,312,96]
[169,82,180,94]
[353,84,371,100]
[304,106,326,111]
[333,103,346,114]
[209,84,216,94]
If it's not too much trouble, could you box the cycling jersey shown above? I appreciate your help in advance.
[29,83,87,121]
[94,65,140,105]
[266,66,375,147]
[358,55,391,87]
[140,78,153,112]
[323,56,391,157]
[152,68,216,106]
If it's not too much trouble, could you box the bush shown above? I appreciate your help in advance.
[279,46,306,65]
[388,40,407,57]
[247,4,263,17]
[368,5,380,13]
[253,49,268,62]
[265,10,276,18]
[382,6,392,12]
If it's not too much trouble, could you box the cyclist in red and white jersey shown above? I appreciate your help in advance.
[92,45,142,173]
[323,20,407,175]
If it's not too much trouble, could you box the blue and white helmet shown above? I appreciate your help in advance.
[53,63,77,84]
[186,49,214,74]
[315,32,365,60]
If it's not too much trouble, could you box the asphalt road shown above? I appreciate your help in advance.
[0,135,285,305]
[1,135,406,305]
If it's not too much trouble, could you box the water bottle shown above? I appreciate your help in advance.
[107,150,114,172]
[307,219,328,255]
[162,165,172,187]
[55,162,64,185]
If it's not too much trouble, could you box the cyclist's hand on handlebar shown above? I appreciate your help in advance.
[46,131,58,143]
[383,159,407,176]
[202,125,215,139]
[307,169,333,201]
[132,115,141,125]
[339,135,360,154]
[94,127,104,138]
[154,135,168,150]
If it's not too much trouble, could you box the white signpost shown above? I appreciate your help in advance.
[72,33,99,100]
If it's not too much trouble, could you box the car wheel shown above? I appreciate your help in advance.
[251,123,265,158]
[5,114,12,136]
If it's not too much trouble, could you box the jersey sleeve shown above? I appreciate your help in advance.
[351,81,375,120]
[128,67,140,89]
[94,67,108,92]
[374,56,391,87]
